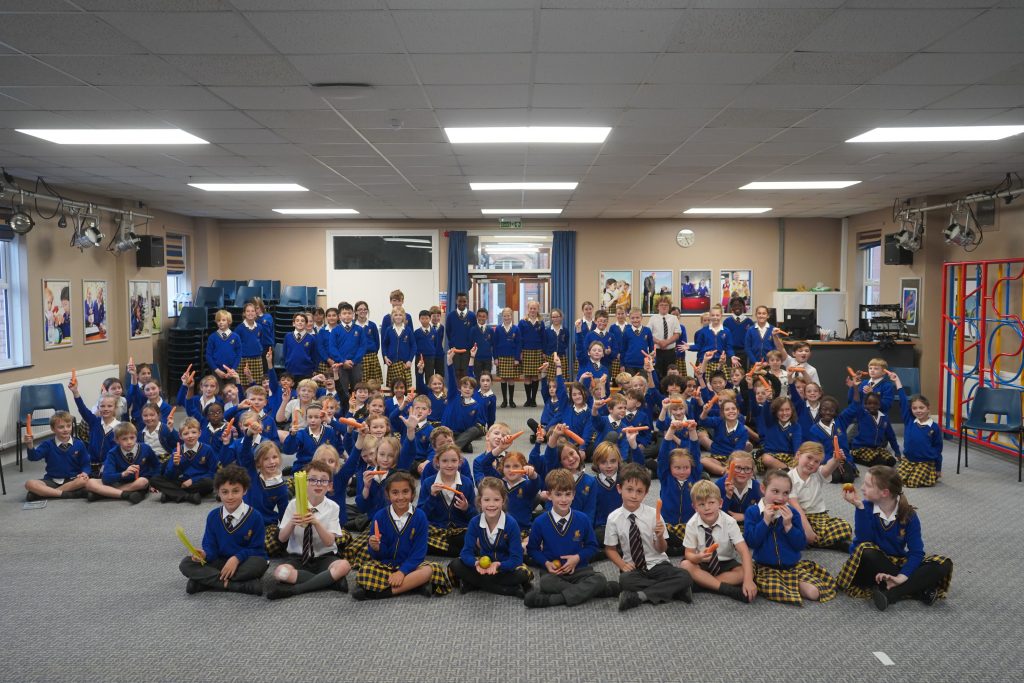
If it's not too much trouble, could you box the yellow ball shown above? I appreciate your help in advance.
[478,556,492,569]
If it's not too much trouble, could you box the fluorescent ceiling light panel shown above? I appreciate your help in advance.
[17,128,208,145]
[683,208,771,214]
[190,183,308,192]
[404,245,432,249]
[740,181,860,190]
[846,126,1024,143]
[383,237,431,244]
[446,127,610,144]
[480,209,562,215]
[470,182,578,191]
[273,208,358,214]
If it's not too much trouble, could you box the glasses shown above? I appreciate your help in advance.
[307,478,330,486]
[733,466,754,473]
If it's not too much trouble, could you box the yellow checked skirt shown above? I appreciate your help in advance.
[754,560,837,605]
[835,542,952,599]
[897,459,939,487]
[356,559,453,595]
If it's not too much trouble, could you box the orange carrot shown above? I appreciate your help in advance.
[70,368,78,385]
[668,398,684,404]
[366,470,389,476]
[786,366,805,373]
[25,415,33,438]
[508,469,528,475]
[846,366,858,379]
[704,543,719,554]
[437,484,463,496]
[373,520,381,541]
[505,430,525,442]
[708,394,720,407]
[292,409,300,428]
[775,329,790,337]
[622,425,649,433]
[656,499,662,519]
[726,460,736,484]
[168,406,177,421]
[223,418,235,434]
[452,348,466,354]
[338,417,363,429]
[562,427,585,446]
[758,375,771,391]
[833,434,842,460]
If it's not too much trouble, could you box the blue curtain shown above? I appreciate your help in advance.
[551,230,576,358]
[446,230,469,310]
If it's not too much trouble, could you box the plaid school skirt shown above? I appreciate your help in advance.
[835,542,953,599]
[852,447,895,466]
[520,348,544,378]
[362,354,383,385]
[705,452,730,466]
[667,523,686,544]
[674,358,690,379]
[703,359,728,379]
[334,528,353,556]
[316,361,333,379]
[758,452,796,472]
[265,523,286,557]
[239,356,265,387]
[610,358,622,379]
[543,354,558,382]
[755,560,837,605]
[356,559,453,596]
[344,531,372,568]
[386,362,412,390]
[495,356,520,381]
[805,512,853,547]
[427,526,466,555]
[897,459,938,487]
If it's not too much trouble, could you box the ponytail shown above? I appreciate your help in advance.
[868,465,917,525]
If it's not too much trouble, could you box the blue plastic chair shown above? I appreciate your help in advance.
[211,279,237,304]
[234,286,260,306]
[269,280,281,301]
[247,280,273,300]
[175,306,209,330]
[305,287,318,307]
[957,387,1024,482]
[891,367,920,396]
[194,286,224,309]
[15,384,72,478]
[280,286,308,307]
[273,342,285,371]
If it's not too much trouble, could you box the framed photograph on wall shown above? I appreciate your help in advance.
[720,269,753,311]
[128,279,150,340]
[599,270,633,311]
[83,279,108,344]
[679,270,712,315]
[901,277,921,337]
[639,270,673,314]
[149,281,162,334]
[42,278,72,349]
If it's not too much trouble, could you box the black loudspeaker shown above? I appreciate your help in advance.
[884,233,913,265]
[136,235,165,268]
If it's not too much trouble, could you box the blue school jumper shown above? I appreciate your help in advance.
[282,425,341,471]
[201,505,268,563]
[125,385,173,426]
[898,389,943,470]
[716,476,763,517]
[576,360,609,390]
[27,438,90,480]
[461,513,525,571]
[743,324,776,364]
[100,443,160,485]
[206,330,242,374]
[592,474,622,528]
[415,326,441,361]
[258,312,275,348]
[162,443,217,483]
[380,312,413,336]
[330,322,365,366]
[724,315,753,356]
[526,510,599,567]
[621,407,654,448]
[657,438,703,525]
[424,391,447,422]
[442,395,486,433]
[850,400,901,453]
[356,468,399,516]
[367,506,430,574]
[396,422,433,470]
[283,331,317,377]
[200,422,229,459]
[432,324,445,358]
[558,404,592,447]
[240,466,290,526]
[756,413,802,457]
[850,377,897,413]
[493,324,521,361]
[698,416,749,456]
[418,474,475,529]
[574,320,595,367]
[608,325,623,364]
[382,325,415,365]
[73,396,119,466]
[805,402,858,463]
[504,477,540,531]
[539,465,597,522]
[519,318,545,354]
[693,326,733,365]
[619,325,654,369]
[850,502,926,576]
[539,377,568,429]
[789,384,820,435]
[584,328,615,370]
[419,457,472,483]
[445,308,474,352]
[475,388,497,427]
[743,503,807,568]
[359,320,381,358]
[471,451,502,484]
[544,326,569,359]
[470,324,495,362]
[234,321,265,357]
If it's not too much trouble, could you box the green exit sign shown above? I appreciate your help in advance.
[499,217,522,229]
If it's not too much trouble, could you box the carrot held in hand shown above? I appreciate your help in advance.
[758,375,771,391]
[775,329,790,337]
[168,406,177,421]
[561,427,585,446]
[846,366,859,379]
[365,470,389,477]
[437,484,462,496]
[505,430,525,442]
[704,543,718,555]
[508,469,528,475]
[622,425,649,433]
[292,409,300,428]
[707,394,720,407]
[70,368,78,386]
[726,460,736,484]
[338,417,363,429]
[373,520,381,542]
[25,415,33,438]
[655,499,662,520]
[833,434,843,460]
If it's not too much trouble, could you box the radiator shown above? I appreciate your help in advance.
[0,364,118,451]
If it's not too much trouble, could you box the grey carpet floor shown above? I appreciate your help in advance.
[1,407,1017,683]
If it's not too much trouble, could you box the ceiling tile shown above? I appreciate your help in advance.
[666,9,833,53]
[797,9,981,52]
[208,86,329,110]
[395,11,535,53]
[162,55,306,86]
[927,9,1024,53]
[0,57,84,87]
[646,53,783,84]
[411,53,531,85]
[287,54,418,86]
[539,9,686,52]
[40,55,195,85]
[532,84,637,109]
[244,11,404,54]
[759,52,909,85]
[535,53,657,84]
[101,85,233,110]
[100,11,274,54]
[0,14,147,55]
[830,84,963,109]
[422,85,529,109]
[733,84,856,108]
[630,84,744,108]
[0,86,132,111]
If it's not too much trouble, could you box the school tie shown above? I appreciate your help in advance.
[628,513,647,573]
[225,514,235,531]
[556,517,568,535]
[703,526,721,576]
[611,421,620,431]
[59,442,70,451]
[185,450,195,458]
[302,507,318,564]
[345,324,351,333]
[296,332,302,341]
[221,332,228,340]
[662,316,668,339]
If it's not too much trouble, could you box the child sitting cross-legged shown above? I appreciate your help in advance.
[681,480,757,604]
[24,411,90,501]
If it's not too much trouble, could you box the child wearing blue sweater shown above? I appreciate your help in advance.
[449,477,533,597]
[524,468,612,608]
[657,422,703,554]
[150,417,217,504]
[715,450,762,525]
[698,396,751,476]
[540,429,598,523]
[354,471,453,599]
[498,451,540,535]
[206,309,242,381]
[24,411,90,501]
[849,388,900,467]
[84,422,159,504]
[743,470,837,606]
[836,465,953,610]
[418,445,475,557]
[239,440,291,557]
[889,371,944,488]
[282,312,317,380]
[71,384,120,475]
[591,442,623,542]
[178,465,268,595]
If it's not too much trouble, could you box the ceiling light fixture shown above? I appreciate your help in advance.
[446,127,611,144]
[8,192,34,235]
[70,207,103,251]
[683,208,771,215]
[109,212,141,254]
[382,237,431,244]
[470,182,579,191]
[273,208,359,215]
[17,129,209,145]
[846,126,1024,143]
[893,216,925,253]
[739,181,861,190]
[189,183,308,192]
[944,202,981,250]
[480,208,562,215]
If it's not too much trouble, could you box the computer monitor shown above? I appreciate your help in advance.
[783,309,817,340]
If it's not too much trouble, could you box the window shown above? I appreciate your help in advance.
[467,234,552,271]
[0,236,29,370]
[165,233,189,317]
[332,235,433,269]
[863,244,881,306]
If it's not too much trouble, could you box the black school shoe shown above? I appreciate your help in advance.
[618,590,642,612]
[25,492,41,502]
[872,586,889,611]
[921,588,939,606]
[523,590,550,608]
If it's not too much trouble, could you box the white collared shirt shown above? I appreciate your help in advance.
[282,497,342,558]
[222,501,250,523]
[550,510,570,531]
[874,500,899,524]
[730,479,752,501]
[480,511,506,545]
[788,468,826,514]
[142,427,166,455]
[261,473,283,486]
[390,505,412,532]
[756,323,770,338]
[783,356,820,385]
[600,473,617,488]
[439,472,463,505]
[605,504,669,570]
[683,511,745,562]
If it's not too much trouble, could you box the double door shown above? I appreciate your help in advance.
[471,274,550,325]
